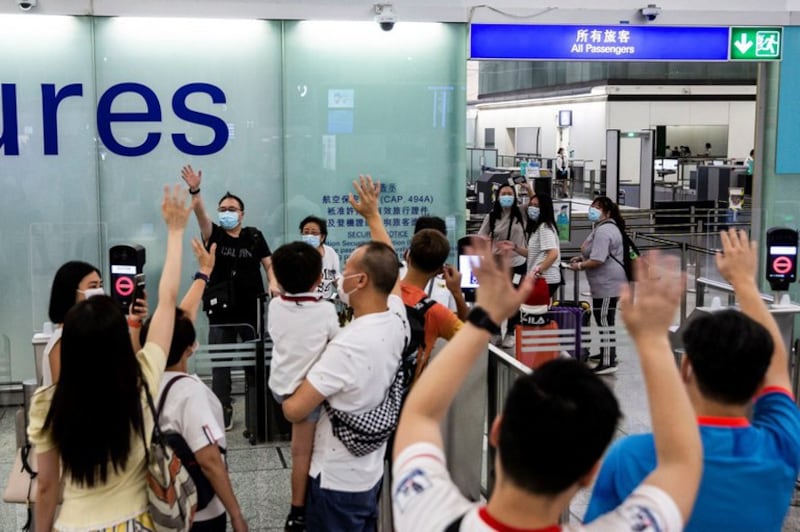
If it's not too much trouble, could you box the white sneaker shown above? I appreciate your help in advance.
[501,335,515,349]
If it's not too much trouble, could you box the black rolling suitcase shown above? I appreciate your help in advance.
[243,293,291,444]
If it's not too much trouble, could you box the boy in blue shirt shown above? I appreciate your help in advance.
[585,228,800,531]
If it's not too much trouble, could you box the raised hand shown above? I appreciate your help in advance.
[619,250,684,339]
[191,238,216,274]
[161,184,195,231]
[180,165,202,191]
[129,292,149,322]
[716,228,757,287]
[348,174,381,220]
[442,264,462,294]
[466,235,533,325]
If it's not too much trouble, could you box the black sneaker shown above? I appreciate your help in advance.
[592,363,618,375]
[224,407,233,432]
[285,513,306,532]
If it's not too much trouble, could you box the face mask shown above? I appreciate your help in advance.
[336,274,363,306]
[78,287,105,299]
[301,234,321,248]
[499,195,515,208]
[218,211,239,230]
[588,206,602,222]
[527,206,540,221]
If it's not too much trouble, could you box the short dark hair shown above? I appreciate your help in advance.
[498,359,621,494]
[414,216,447,236]
[218,191,244,211]
[682,309,773,404]
[139,308,196,367]
[48,261,101,323]
[299,215,328,238]
[357,241,399,295]
[408,229,450,275]
[272,242,323,294]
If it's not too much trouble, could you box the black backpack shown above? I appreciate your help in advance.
[399,297,436,395]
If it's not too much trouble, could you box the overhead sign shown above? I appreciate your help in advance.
[471,24,730,61]
[471,24,783,62]
[730,27,782,60]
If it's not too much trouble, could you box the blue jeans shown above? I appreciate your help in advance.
[306,474,381,532]
[208,323,256,411]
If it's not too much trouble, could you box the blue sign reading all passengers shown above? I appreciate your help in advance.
[471,24,730,61]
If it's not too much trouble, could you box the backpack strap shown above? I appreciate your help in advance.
[411,297,438,381]
[444,513,466,532]
[597,220,627,274]
[414,297,436,315]
[156,375,191,423]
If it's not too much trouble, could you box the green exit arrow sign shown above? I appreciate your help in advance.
[730,27,782,60]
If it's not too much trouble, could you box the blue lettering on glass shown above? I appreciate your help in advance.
[42,83,83,155]
[0,84,19,155]
[171,82,229,156]
[470,24,730,61]
[97,82,162,157]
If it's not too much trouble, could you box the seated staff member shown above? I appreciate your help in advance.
[299,215,341,301]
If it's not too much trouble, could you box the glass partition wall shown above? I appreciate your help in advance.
[0,15,467,380]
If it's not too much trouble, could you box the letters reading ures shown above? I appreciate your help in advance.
[0,82,229,157]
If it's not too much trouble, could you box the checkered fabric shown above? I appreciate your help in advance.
[323,367,404,457]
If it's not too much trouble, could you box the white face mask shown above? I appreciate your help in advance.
[78,287,105,300]
[336,274,363,306]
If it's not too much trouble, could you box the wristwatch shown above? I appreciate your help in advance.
[467,306,501,335]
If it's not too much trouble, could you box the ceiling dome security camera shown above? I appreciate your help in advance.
[17,0,37,11]
[374,4,397,31]
[640,4,661,21]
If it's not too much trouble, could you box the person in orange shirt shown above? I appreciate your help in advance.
[400,229,463,379]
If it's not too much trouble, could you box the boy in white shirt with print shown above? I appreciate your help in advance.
[267,241,340,531]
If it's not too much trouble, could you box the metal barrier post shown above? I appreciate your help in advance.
[486,352,499,495]
[680,242,688,322]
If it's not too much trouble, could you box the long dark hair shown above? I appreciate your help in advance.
[489,183,524,238]
[592,196,626,232]
[48,261,101,324]
[526,192,557,236]
[44,296,145,487]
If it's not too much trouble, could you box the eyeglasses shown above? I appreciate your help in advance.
[218,207,241,213]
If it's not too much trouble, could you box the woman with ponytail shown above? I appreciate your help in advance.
[569,196,626,375]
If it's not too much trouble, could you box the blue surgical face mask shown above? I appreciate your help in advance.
[302,234,321,248]
[218,211,239,230]
[527,206,540,221]
[588,206,602,222]
[499,195,515,208]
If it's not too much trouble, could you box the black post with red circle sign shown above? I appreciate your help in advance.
[109,244,146,315]
[766,228,798,292]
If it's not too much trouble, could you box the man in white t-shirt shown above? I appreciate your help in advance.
[391,242,702,531]
[283,175,410,530]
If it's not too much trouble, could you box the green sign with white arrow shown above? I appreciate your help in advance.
[730,27,782,61]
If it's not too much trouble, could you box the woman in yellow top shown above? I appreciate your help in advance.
[28,185,195,531]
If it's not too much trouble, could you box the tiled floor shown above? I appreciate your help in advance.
[2,278,800,530]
